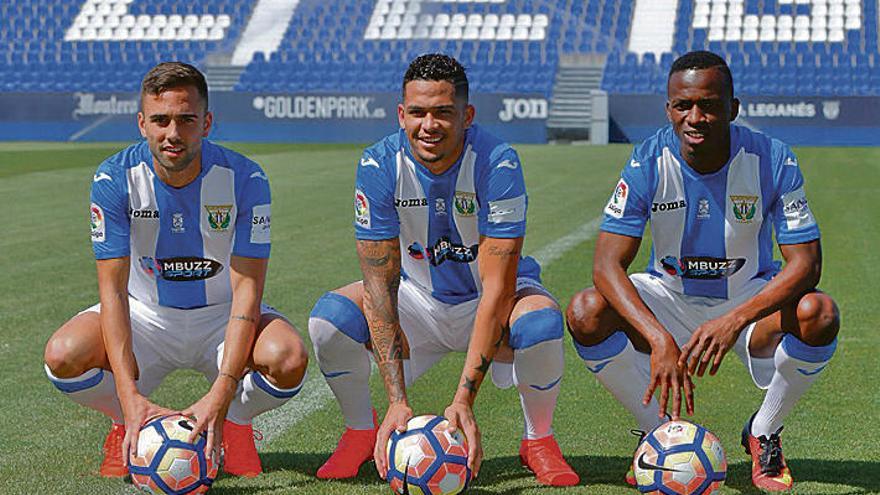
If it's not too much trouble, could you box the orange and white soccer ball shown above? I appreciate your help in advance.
[633,420,727,495]
[386,415,471,495]
[129,414,218,494]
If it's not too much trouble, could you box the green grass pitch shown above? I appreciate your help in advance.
[0,140,878,494]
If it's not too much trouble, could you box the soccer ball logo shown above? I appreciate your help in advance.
[129,414,218,494]
[633,420,726,495]
[386,415,471,495]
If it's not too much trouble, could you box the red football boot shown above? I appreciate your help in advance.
[99,423,128,478]
[742,417,793,491]
[519,435,580,486]
[316,410,378,479]
[222,420,263,477]
[625,429,648,486]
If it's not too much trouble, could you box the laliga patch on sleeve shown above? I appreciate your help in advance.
[250,204,271,244]
[488,194,526,224]
[604,178,628,219]
[781,187,815,230]
[355,189,371,228]
[90,203,105,243]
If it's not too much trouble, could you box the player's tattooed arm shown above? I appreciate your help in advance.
[453,237,521,404]
[357,238,408,404]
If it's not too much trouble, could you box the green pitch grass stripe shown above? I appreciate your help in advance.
[251,215,604,452]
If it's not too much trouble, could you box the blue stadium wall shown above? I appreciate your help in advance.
[0,91,548,143]
[609,95,880,146]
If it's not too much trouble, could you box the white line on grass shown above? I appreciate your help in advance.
[250,215,604,451]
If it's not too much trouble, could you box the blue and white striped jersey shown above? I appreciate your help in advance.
[354,124,534,305]
[602,124,819,299]
[89,140,271,309]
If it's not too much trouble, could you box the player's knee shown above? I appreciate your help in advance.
[44,333,86,378]
[258,334,309,386]
[509,307,564,350]
[565,288,607,341]
[308,291,369,347]
[796,292,840,346]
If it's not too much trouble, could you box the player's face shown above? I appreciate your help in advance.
[666,68,739,166]
[399,79,475,172]
[138,85,212,176]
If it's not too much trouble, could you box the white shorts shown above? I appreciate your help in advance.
[398,277,554,384]
[80,297,284,396]
[630,273,775,389]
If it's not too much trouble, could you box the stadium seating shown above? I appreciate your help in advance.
[1,1,878,96]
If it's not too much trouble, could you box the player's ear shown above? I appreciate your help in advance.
[665,100,673,123]
[729,98,740,122]
[463,104,475,129]
[137,112,147,138]
[397,103,406,129]
[202,111,213,137]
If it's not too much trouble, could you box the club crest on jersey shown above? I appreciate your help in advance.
[355,189,370,228]
[172,212,185,233]
[205,205,232,231]
[435,198,447,216]
[730,195,758,223]
[90,203,105,243]
[454,191,476,216]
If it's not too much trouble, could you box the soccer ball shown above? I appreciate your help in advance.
[129,414,218,494]
[633,420,726,495]
[386,415,471,495]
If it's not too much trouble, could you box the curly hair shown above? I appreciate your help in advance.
[402,53,469,103]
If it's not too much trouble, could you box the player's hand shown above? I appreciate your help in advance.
[182,388,233,462]
[679,314,746,377]
[645,338,694,420]
[120,393,176,466]
[374,402,413,479]
[443,401,483,479]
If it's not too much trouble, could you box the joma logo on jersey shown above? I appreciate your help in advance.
[139,256,223,281]
[205,205,232,231]
[730,195,758,223]
[660,256,746,280]
[395,197,428,207]
[130,208,159,219]
[652,199,686,213]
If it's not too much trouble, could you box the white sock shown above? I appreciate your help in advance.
[751,334,837,437]
[308,293,374,430]
[491,361,514,389]
[514,339,564,440]
[573,331,662,432]
[226,370,305,425]
[45,365,123,423]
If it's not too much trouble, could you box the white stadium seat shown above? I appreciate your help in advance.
[693,15,709,29]
[845,16,861,29]
[776,28,793,41]
[811,28,827,41]
[414,25,430,38]
[777,15,793,29]
[184,15,199,28]
[794,15,810,29]
[121,14,135,28]
[217,15,231,28]
[812,16,827,29]
[380,25,398,39]
[467,14,482,27]
[760,15,776,29]
[451,14,467,27]
[743,15,759,29]
[209,26,224,40]
[529,26,545,40]
[534,14,549,28]
[153,14,167,28]
[435,13,450,27]
[499,14,515,28]
[828,28,845,41]
[725,27,742,41]
[168,15,183,29]
[829,16,844,29]
[105,15,120,28]
[479,25,495,39]
[97,26,113,40]
[695,4,710,17]
[419,14,433,26]
[710,15,726,28]
[200,15,214,28]
[516,14,531,27]
[463,26,479,39]
[446,26,463,39]
[193,26,208,40]
[512,26,529,40]
[742,27,759,41]
[484,14,499,28]
[760,27,776,41]
[429,25,446,39]
[387,14,402,27]
[709,27,725,40]
[794,27,810,41]
[495,25,512,40]
[364,25,380,39]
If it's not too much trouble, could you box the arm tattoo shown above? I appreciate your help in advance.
[358,239,407,401]
[231,314,257,323]
[487,245,519,257]
[461,377,478,395]
[476,355,491,375]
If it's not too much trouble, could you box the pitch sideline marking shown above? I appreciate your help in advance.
[252,215,604,448]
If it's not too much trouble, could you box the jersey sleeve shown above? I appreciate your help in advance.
[354,150,399,240]
[769,144,820,245]
[600,151,651,238]
[477,147,527,238]
[90,163,130,259]
[232,165,272,258]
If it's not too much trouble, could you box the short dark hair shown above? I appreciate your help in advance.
[403,53,469,103]
[141,62,209,111]
[669,51,734,98]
